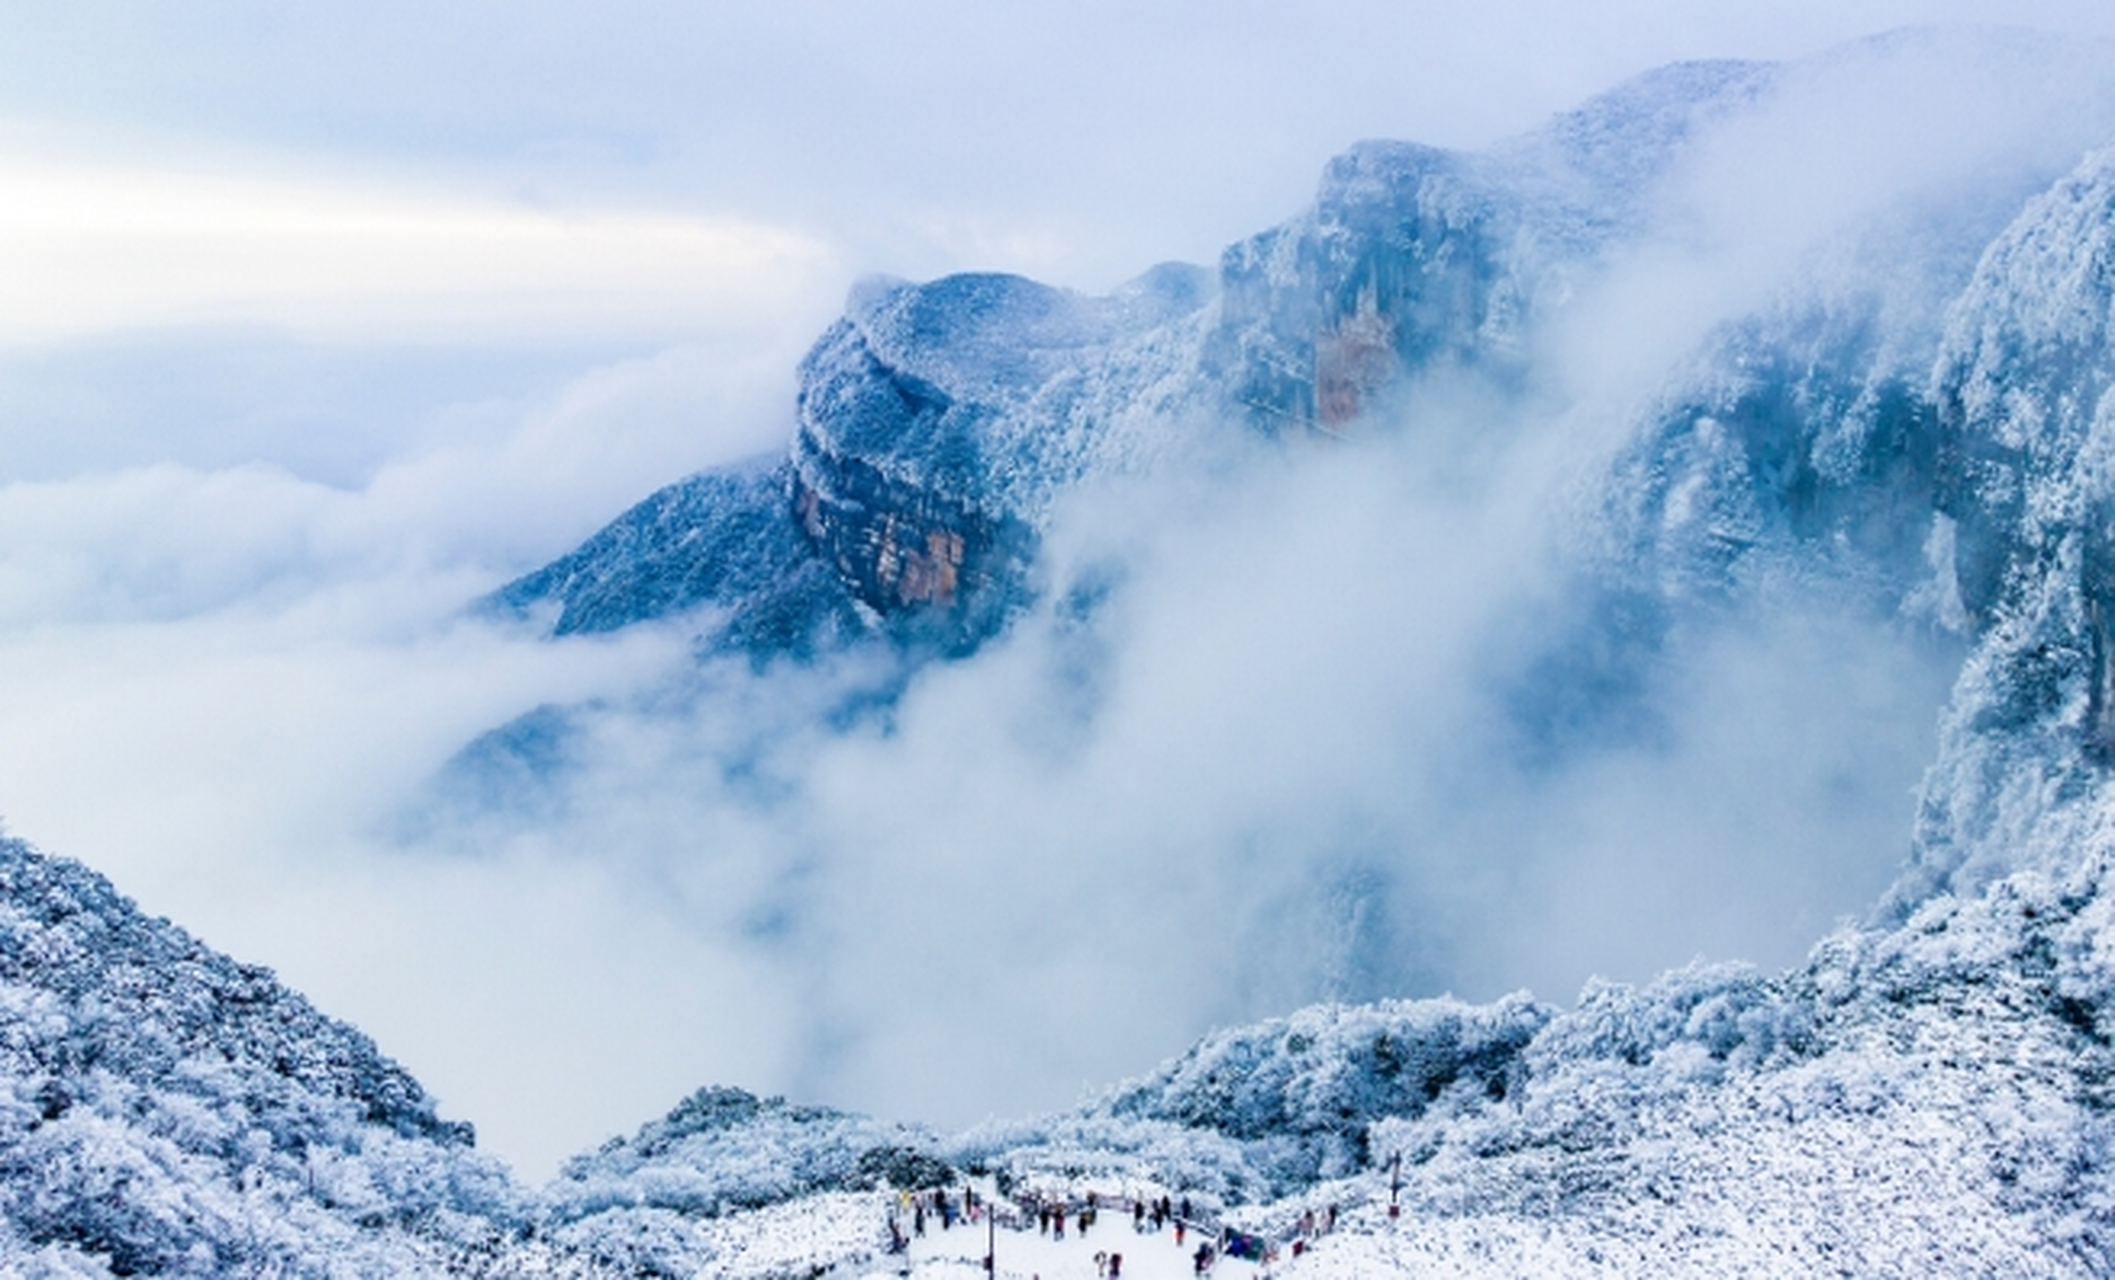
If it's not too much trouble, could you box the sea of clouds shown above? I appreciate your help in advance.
[6,2,2115,1182]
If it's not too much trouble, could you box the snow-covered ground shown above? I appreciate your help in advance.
[870,1201,1268,1280]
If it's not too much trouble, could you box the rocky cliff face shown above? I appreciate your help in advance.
[490,34,2115,915]
[1208,60,1777,435]
[491,61,1783,660]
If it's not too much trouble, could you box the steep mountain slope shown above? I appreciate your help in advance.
[0,837,526,1276]
[485,35,2115,778]
[484,457,865,662]
[0,840,925,1278]
[1326,858,2115,1275]
[1904,145,2115,903]
[490,58,1783,659]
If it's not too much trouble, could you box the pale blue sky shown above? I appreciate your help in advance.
[11,3,2115,313]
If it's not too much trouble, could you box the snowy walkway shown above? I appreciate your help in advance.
[855,1208,1270,1280]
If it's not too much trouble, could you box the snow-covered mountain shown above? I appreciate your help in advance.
[31,25,2115,1277]
[489,57,1786,660]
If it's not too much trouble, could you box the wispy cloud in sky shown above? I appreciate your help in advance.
[0,155,833,344]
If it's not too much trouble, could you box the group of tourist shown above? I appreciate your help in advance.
[882,1180,1345,1274]
[884,1184,989,1253]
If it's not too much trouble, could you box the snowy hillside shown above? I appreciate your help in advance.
[483,457,865,663]
[0,836,528,1275]
[14,813,2115,1276]
[0,839,925,1277]
[538,852,2115,1278]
